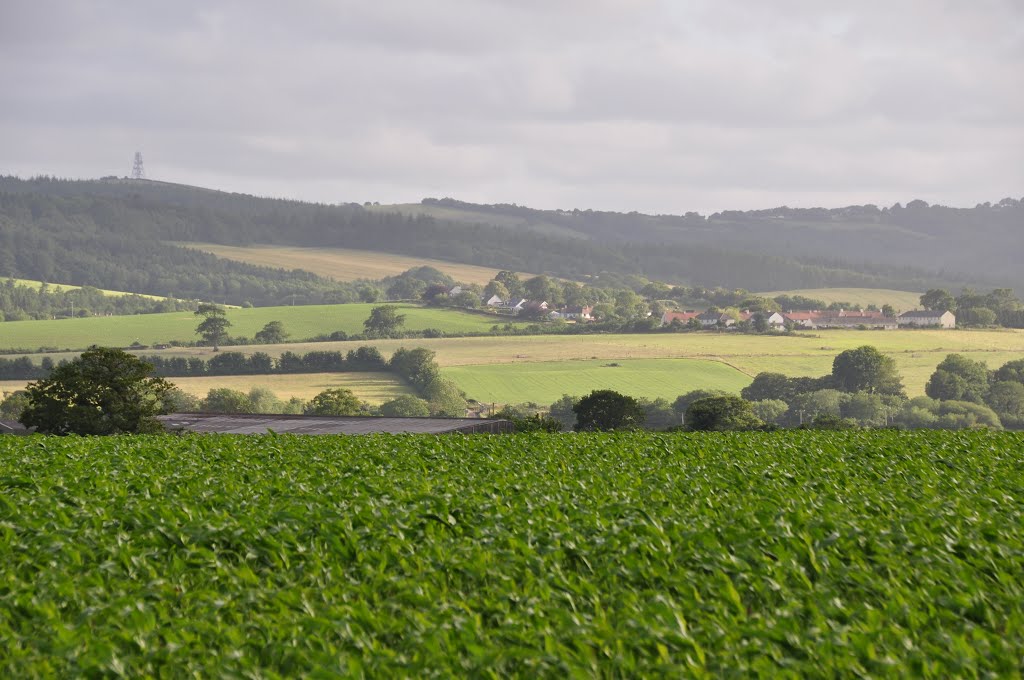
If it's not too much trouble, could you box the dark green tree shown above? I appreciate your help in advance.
[547,394,578,431]
[380,395,431,417]
[920,289,956,312]
[363,305,406,338]
[925,354,990,403]
[831,346,905,396]
[20,347,172,435]
[994,359,1024,384]
[673,389,731,421]
[422,378,468,417]
[684,396,763,431]
[986,381,1024,427]
[201,388,255,414]
[254,320,288,344]
[495,271,524,298]
[304,388,365,416]
[195,303,232,350]
[573,389,645,431]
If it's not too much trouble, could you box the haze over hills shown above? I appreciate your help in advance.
[0,175,1019,306]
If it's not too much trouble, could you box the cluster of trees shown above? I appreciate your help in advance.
[499,347,1024,432]
[919,288,1024,328]
[0,279,195,322]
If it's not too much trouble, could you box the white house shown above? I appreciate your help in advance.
[899,310,956,328]
[484,294,505,307]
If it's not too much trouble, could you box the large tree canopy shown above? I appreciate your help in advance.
[831,346,905,396]
[573,389,645,431]
[20,347,172,435]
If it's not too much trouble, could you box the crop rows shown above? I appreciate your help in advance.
[1,431,1022,676]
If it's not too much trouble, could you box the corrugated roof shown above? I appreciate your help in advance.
[157,413,513,435]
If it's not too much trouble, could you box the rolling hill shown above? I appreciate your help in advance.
[3,176,1015,304]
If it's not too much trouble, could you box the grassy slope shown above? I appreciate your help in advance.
[8,278,169,301]
[758,287,923,310]
[0,304,523,351]
[176,242,539,285]
[445,358,751,404]
[7,329,1021,400]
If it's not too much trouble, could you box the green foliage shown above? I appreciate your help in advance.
[985,381,1024,428]
[254,320,288,344]
[749,399,788,425]
[1,431,1024,674]
[363,305,406,338]
[194,304,232,349]
[831,345,904,396]
[379,395,431,417]
[19,347,172,435]
[920,288,956,311]
[894,397,1002,430]
[925,354,990,403]
[422,378,468,417]
[0,390,31,420]
[201,388,256,414]
[547,394,578,430]
[672,389,731,419]
[685,396,763,431]
[573,389,645,431]
[304,389,366,416]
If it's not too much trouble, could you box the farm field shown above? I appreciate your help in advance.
[177,242,541,285]
[1,431,1021,676]
[0,303,523,352]
[6,277,169,301]
[757,287,923,310]
[2,373,411,403]
[171,372,409,403]
[446,358,752,404]
[6,329,1022,400]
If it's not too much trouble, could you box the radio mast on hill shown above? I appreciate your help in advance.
[131,151,146,179]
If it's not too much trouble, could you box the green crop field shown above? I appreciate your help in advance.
[177,242,542,285]
[757,287,923,310]
[1,431,1021,676]
[0,303,523,352]
[445,358,752,404]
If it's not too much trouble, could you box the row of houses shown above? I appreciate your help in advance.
[484,295,595,320]
[661,309,956,330]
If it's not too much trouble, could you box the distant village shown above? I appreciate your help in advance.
[470,286,956,330]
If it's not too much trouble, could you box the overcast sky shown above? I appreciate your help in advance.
[1,0,1021,214]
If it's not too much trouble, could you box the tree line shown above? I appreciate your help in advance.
[0,176,985,299]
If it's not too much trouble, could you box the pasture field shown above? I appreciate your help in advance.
[177,242,540,285]
[445,358,752,404]
[6,329,1022,400]
[757,287,923,310]
[6,277,169,301]
[1,431,1021,676]
[0,303,523,352]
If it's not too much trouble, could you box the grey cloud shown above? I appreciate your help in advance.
[0,0,1021,214]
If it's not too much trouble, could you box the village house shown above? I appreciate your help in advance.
[550,305,594,321]
[660,310,700,326]
[898,310,956,328]
[698,310,735,328]
[738,310,786,329]
[483,294,505,307]
[780,309,898,330]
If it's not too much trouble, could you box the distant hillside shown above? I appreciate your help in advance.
[0,176,1014,301]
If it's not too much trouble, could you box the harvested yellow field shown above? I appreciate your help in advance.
[176,243,537,285]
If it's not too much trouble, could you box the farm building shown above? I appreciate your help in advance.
[157,413,514,435]
[898,310,956,328]
[661,310,700,326]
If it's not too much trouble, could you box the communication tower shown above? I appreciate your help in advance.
[131,152,146,180]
